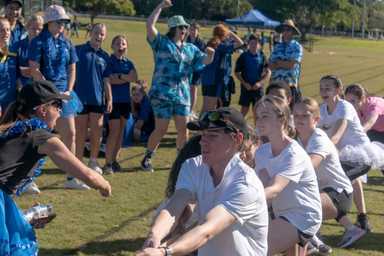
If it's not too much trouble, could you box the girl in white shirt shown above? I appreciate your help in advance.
[318,75,384,232]
[294,98,366,249]
[254,95,322,254]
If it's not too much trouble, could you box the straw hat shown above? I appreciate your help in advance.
[276,19,301,35]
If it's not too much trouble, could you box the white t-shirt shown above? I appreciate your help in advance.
[299,128,353,194]
[318,99,370,149]
[176,154,268,256]
[254,140,322,236]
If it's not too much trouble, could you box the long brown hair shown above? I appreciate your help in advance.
[0,101,33,133]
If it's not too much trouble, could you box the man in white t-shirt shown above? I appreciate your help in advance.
[136,107,268,256]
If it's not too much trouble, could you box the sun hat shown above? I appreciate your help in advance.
[275,19,301,35]
[5,0,22,7]
[44,5,70,24]
[167,15,189,29]
[17,80,70,110]
[187,107,249,138]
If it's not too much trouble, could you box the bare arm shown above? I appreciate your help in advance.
[29,60,45,81]
[103,78,113,113]
[109,69,138,85]
[228,30,244,49]
[202,47,215,65]
[309,154,324,170]
[362,113,379,132]
[329,119,348,146]
[67,63,76,92]
[264,175,290,201]
[269,60,297,70]
[38,137,111,197]
[147,0,172,42]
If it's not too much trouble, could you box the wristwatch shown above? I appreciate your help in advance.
[161,246,173,256]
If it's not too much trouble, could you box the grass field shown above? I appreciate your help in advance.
[15,18,384,256]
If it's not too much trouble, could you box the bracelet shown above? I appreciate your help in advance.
[160,246,173,256]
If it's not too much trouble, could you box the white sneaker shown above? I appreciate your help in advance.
[338,225,367,248]
[64,178,91,190]
[24,182,41,195]
[88,160,103,175]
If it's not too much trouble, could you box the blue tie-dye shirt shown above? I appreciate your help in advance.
[147,34,206,106]
[270,39,303,86]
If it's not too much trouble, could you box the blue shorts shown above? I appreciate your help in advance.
[61,91,83,118]
[150,97,189,119]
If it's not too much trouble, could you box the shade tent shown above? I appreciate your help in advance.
[225,9,280,28]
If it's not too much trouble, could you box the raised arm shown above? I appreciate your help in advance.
[38,137,111,197]
[147,0,173,42]
[228,30,244,49]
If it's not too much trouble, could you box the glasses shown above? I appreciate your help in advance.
[55,20,68,26]
[177,25,188,30]
[199,111,238,133]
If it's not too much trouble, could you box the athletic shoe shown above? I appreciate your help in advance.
[338,225,367,248]
[112,161,122,172]
[103,163,114,175]
[140,156,154,172]
[24,182,41,195]
[307,236,332,255]
[64,178,91,190]
[88,159,103,175]
[355,213,372,232]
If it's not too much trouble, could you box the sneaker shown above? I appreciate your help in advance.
[140,156,154,172]
[338,225,367,248]
[24,182,41,195]
[64,178,91,190]
[103,163,114,175]
[356,213,372,232]
[88,160,103,175]
[112,161,122,172]
[307,236,332,255]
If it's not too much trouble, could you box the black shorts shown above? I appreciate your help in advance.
[191,72,201,85]
[239,86,264,107]
[109,102,131,120]
[367,129,384,144]
[202,84,219,97]
[341,162,371,181]
[279,216,313,247]
[79,104,104,115]
[323,187,352,220]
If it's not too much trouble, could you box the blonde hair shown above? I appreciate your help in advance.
[26,14,44,28]
[295,97,320,118]
[111,34,127,48]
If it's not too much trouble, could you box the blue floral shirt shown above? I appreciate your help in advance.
[148,34,206,106]
[269,39,303,86]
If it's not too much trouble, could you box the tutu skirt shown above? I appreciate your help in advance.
[0,190,38,256]
[339,141,384,170]
[61,91,84,118]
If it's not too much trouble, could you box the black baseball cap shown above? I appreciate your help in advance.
[17,80,70,110]
[5,0,23,7]
[187,107,249,138]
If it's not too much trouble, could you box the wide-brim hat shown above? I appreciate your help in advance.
[187,107,249,139]
[276,19,301,35]
[5,0,23,7]
[44,5,70,24]
[17,80,70,110]
[168,15,189,29]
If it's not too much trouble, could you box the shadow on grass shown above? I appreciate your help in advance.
[367,176,384,186]
[128,166,171,172]
[323,232,384,252]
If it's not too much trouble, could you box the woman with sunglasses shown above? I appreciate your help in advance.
[141,0,215,172]
[138,107,268,256]
[28,5,81,186]
[0,80,111,256]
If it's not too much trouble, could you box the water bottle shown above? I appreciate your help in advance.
[24,204,56,223]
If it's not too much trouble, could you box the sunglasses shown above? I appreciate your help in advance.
[55,20,68,26]
[177,25,188,30]
[199,110,238,133]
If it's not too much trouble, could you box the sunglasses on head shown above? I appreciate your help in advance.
[199,110,238,133]
[33,99,63,111]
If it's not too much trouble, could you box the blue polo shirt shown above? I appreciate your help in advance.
[28,28,78,92]
[9,21,26,52]
[0,50,18,110]
[17,37,31,87]
[235,50,267,85]
[74,42,109,106]
[105,55,136,103]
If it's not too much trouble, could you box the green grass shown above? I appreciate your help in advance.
[15,18,384,255]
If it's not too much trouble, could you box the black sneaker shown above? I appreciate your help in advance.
[356,214,372,232]
[103,163,114,175]
[140,156,154,172]
[307,236,332,255]
[112,161,122,172]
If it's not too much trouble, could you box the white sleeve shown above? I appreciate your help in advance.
[336,101,356,122]
[306,132,330,159]
[175,159,197,196]
[254,145,268,174]
[274,150,303,183]
[220,180,266,225]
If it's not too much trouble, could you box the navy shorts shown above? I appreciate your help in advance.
[109,102,131,120]
[202,84,219,97]
[79,104,104,115]
[191,72,201,86]
[239,86,264,107]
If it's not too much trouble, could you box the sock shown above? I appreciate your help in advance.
[145,149,154,159]
[89,157,97,163]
